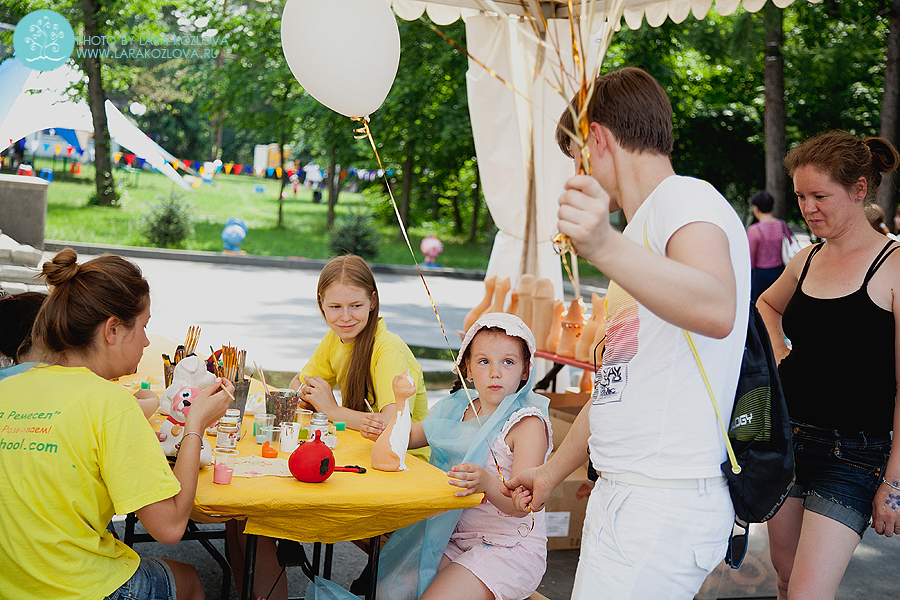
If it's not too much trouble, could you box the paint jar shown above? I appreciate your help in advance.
[307,412,329,441]
[215,416,239,450]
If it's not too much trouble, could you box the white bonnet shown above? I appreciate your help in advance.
[457,312,536,374]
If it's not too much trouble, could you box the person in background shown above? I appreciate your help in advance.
[0,249,233,600]
[864,202,900,241]
[228,254,431,600]
[378,313,551,600]
[747,190,789,303]
[757,130,900,599]
[505,67,750,600]
[0,291,46,379]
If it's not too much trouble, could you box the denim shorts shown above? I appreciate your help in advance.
[105,557,177,600]
[788,421,891,537]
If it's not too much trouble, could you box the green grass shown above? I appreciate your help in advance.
[13,156,606,282]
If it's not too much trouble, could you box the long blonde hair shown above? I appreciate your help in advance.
[316,255,379,412]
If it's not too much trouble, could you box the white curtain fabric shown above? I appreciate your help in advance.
[465,15,610,302]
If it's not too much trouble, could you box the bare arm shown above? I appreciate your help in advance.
[505,401,591,511]
[871,267,900,537]
[135,379,233,545]
[448,416,548,517]
[558,175,736,338]
[756,246,811,363]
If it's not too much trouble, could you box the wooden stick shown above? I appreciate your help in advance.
[219,381,235,401]
[254,360,269,393]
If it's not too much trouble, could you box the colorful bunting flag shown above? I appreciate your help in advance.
[224,163,233,174]
[234,164,243,175]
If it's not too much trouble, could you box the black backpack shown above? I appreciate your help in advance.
[723,303,795,524]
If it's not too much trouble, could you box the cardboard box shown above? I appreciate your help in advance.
[544,464,594,550]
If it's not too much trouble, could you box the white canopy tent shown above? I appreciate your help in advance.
[389,0,814,301]
[0,58,190,190]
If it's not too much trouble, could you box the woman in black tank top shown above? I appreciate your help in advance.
[755,131,900,599]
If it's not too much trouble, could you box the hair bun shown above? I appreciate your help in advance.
[864,137,900,175]
[41,248,80,286]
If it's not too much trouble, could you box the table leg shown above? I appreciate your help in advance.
[324,543,333,580]
[242,534,258,600]
[366,535,380,600]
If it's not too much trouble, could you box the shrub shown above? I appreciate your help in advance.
[329,209,380,260]
[142,193,194,248]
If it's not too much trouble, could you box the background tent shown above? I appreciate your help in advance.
[0,58,189,191]
[390,0,813,302]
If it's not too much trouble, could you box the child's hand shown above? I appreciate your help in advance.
[510,485,534,513]
[447,463,491,497]
[360,414,386,441]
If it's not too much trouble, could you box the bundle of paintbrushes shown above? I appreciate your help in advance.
[218,344,246,382]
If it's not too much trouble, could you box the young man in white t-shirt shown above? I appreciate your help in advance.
[506,67,750,599]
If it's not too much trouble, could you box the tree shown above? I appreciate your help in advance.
[879,0,900,228]
[368,18,477,231]
[763,2,788,220]
[190,0,302,227]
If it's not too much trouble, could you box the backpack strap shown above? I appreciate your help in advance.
[642,221,740,474]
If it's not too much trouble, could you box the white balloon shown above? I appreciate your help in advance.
[281,0,400,118]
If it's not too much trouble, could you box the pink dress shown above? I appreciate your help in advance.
[443,407,553,600]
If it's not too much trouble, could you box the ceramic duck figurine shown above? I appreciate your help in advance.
[489,277,511,314]
[576,293,605,363]
[531,278,555,352]
[371,371,416,471]
[464,275,496,331]
[515,274,536,330]
[556,297,586,359]
[544,299,566,354]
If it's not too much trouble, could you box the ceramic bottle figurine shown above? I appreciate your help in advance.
[530,278,555,352]
[489,277,511,314]
[544,299,566,354]
[464,275,496,331]
[576,293,605,363]
[515,274,536,331]
[556,297,585,358]
[371,371,416,471]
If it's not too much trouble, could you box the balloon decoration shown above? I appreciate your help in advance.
[280,0,400,118]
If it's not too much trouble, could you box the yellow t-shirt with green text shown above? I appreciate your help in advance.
[300,318,430,460]
[0,365,180,600]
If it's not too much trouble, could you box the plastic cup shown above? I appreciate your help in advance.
[281,422,302,454]
[212,448,239,484]
[254,413,275,444]
[295,408,313,427]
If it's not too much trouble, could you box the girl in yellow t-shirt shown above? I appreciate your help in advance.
[289,254,429,444]
[227,255,431,600]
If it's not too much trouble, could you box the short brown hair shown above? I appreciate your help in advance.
[556,67,674,158]
[33,249,149,359]
[784,130,899,199]
[316,255,380,413]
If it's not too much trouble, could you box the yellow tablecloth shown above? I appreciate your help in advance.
[121,335,480,545]
[190,425,480,544]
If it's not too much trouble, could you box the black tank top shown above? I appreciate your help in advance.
[779,240,898,434]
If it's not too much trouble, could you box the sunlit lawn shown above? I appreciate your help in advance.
[15,156,605,281]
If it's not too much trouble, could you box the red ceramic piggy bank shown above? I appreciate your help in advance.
[288,429,335,483]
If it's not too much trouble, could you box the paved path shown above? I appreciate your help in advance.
[67,251,485,374]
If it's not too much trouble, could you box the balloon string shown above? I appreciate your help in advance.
[353,118,531,533]
[352,117,482,424]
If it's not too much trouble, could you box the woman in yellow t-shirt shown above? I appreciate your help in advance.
[0,249,233,600]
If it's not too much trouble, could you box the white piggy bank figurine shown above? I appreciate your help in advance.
[160,355,216,416]
[159,385,213,467]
